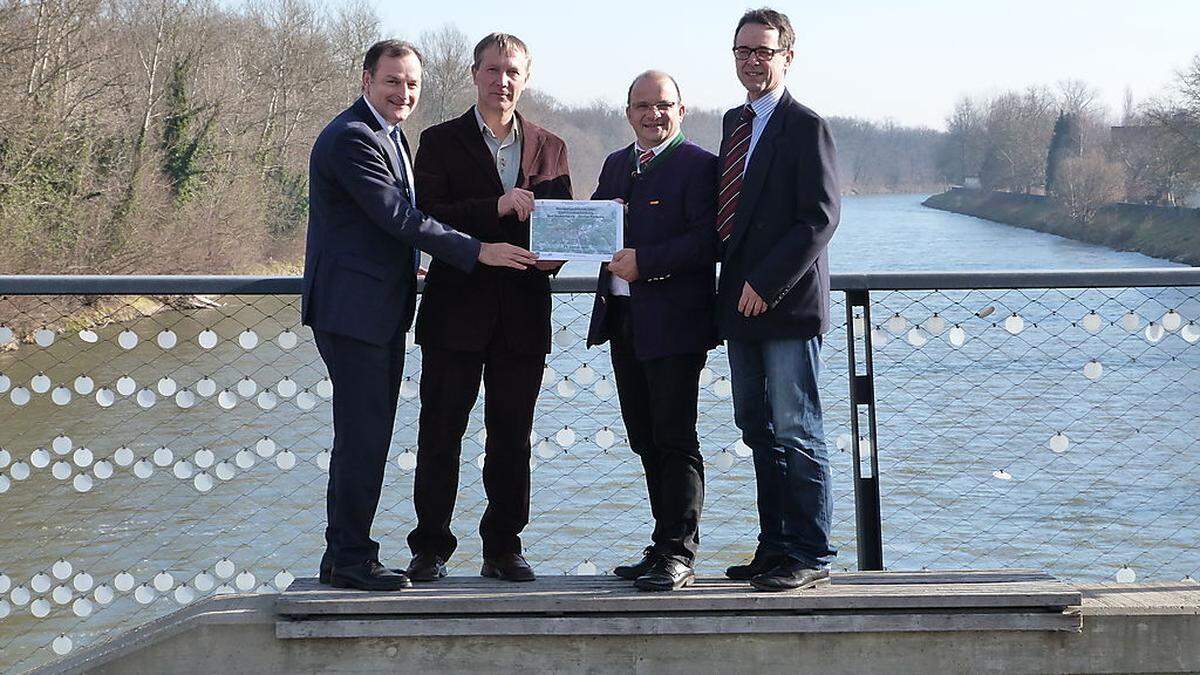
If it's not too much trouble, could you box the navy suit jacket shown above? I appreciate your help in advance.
[586,139,720,360]
[716,90,841,341]
[302,97,481,346]
[414,109,572,355]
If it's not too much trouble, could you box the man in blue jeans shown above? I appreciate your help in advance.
[715,8,841,591]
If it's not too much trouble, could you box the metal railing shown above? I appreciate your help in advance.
[1,268,1198,671]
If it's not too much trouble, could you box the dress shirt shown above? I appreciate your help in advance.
[363,96,416,202]
[474,106,521,192]
[744,86,785,169]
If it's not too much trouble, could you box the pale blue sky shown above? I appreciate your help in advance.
[370,0,1199,129]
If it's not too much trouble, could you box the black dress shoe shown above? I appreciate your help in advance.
[749,560,831,592]
[320,556,405,585]
[634,557,695,592]
[480,553,536,582]
[613,548,658,580]
[330,560,413,591]
[725,549,786,581]
[407,553,448,582]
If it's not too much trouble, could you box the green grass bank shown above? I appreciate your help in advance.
[923,188,1200,266]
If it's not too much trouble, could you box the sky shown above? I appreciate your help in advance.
[369,0,1200,130]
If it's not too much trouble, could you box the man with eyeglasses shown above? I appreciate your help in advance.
[716,8,841,591]
[586,71,718,591]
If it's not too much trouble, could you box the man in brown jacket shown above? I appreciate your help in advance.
[406,33,571,583]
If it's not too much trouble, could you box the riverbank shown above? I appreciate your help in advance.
[923,189,1200,266]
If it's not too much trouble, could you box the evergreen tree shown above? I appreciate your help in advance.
[1045,111,1083,197]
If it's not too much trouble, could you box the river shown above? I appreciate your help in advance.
[0,194,1196,670]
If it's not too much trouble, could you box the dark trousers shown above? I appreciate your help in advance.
[313,329,406,568]
[407,344,544,559]
[607,297,706,563]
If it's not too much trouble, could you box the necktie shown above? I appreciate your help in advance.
[716,104,756,241]
[389,127,413,202]
[637,149,655,173]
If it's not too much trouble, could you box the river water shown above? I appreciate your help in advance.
[0,194,1196,670]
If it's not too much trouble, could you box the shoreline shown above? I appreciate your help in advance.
[923,188,1200,267]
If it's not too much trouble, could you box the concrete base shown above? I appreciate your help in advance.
[36,582,1200,674]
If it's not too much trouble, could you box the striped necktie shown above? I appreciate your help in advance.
[716,104,756,241]
[637,148,655,173]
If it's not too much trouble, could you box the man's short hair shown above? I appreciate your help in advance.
[626,71,683,105]
[735,7,795,51]
[472,32,531,71]
[362,39,424,75]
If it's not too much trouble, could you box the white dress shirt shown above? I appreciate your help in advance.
[745,86,785,169]
[363,96,416,202]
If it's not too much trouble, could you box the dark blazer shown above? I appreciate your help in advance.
[302,97,480,346]
[716,90,841,342]
[414,108,572,355]
[586,139,720,360]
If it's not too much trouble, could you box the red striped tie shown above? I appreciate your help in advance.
[716,105,756,241]
[637,149,655,173]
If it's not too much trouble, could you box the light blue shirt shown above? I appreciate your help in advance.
[745,86,785,169]
[474,106,522,193]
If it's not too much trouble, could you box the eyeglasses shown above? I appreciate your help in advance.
[629,101,679,114]
[732,46,788,61]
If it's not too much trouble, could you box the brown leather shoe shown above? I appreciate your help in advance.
[480,553,536,582]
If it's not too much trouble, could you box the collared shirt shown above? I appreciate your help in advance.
[363,96,416,202]
[610,132,682,296]
[745,86,785,169]
[474,105,521,192]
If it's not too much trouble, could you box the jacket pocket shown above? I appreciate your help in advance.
[337,254,388,281]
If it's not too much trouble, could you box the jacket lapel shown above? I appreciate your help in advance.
[725,90,789,256]
[454,108,505,195]
[352,96,405,182]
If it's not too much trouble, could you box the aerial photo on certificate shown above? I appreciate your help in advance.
[530,199,623,262]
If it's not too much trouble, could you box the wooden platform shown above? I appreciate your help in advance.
[275,570,1083,638]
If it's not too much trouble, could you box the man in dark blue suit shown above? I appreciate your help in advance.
[586,71,719,591]
[302,39,537,591]
[715,9,841,591]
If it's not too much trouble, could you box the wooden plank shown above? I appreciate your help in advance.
[1078,583,1200,615]
[834,570,1055,585]
[277,576,1080,617]
[276,611,1082,639]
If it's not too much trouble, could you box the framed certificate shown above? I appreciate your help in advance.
[529,199,623,262]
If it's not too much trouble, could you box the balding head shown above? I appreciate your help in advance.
[626,70,682,105]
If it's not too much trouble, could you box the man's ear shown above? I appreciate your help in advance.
[361,69,370,93]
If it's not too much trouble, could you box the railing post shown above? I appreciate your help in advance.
[844,289,883,571]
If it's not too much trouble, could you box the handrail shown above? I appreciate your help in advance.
[0,268,1198,295]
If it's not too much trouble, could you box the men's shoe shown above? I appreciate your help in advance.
[329,560,413,591]
[480,553,536,582]
[749,560,831,592]
[725,549,786,581]
[407,553,448,582]
[320,555,405,585]
[613,547,658,580]
[634,557,695,592]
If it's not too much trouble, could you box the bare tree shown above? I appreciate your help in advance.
[417,23,473,125]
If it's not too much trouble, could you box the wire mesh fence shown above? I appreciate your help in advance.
[0,270,1197,671]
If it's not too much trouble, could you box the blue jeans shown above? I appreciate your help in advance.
[728,336,836,568]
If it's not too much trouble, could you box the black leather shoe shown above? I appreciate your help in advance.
[407,553,448,582]
[329,560,413,591]
[481,553,536,582]
[320,554,405,585]
[634,557,695,592]
[750,560,831,592]
[613,547,658,580]
[725,549,786,581]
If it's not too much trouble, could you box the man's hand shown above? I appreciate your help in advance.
[608,248,639,282]
[533,260,566,272]
[478,242,538,270]
[738,282,768,317]
[498,188,535,220]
